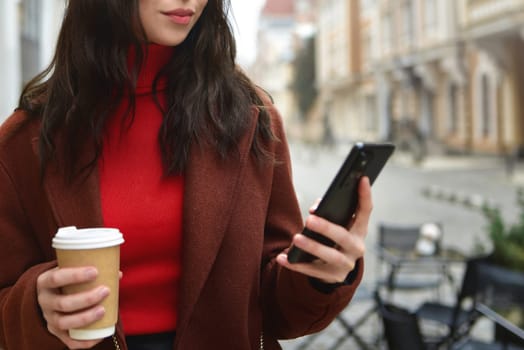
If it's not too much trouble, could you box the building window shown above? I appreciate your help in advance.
[21,0,40,42]
[481,74,491,137]
[296,0,310,13]
[448,83,458,134]
[401,0,414,47]
[424,0,438,36]
[474,53,499,143]
[362,30,372,69]
[360,0,376,13]
[364,95,378,132]
[328,0,349,78]
[382,11,393,54]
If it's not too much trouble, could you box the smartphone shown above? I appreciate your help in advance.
[287,142,395,263]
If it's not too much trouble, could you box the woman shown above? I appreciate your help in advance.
[0,0,371,349]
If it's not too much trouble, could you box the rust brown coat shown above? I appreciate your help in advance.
[0,100,362,350]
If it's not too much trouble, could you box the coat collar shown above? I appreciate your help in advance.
[34,111,258,336]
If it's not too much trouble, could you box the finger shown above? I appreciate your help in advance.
[52,286,110,313]
[38,267,98,290]
[304,215,348,250]
[63,338,104,350]
[277,253,327,278]
[290,232,363,273]
[351,177,373,238]
[299,233,358,266]
[291,233,351,266]
[276,253,346,283]
[50,305,106,332]
[301,215,366,264]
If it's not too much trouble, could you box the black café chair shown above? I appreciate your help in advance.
[375,222,449,299]
[475,260,524,349]
[416,255,524,349]
[375,290,441,350]
[377,290,523,350]
[415,256,486,346]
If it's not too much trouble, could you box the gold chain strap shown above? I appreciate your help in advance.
[259,331,264,350]
[112,334,121,350]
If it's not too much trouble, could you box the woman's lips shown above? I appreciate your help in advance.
[162,9,194,25]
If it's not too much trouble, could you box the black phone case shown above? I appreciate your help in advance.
[287,142,395,263]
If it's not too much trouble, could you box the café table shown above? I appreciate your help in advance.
[377,245,466,296]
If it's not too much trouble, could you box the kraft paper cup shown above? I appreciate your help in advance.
[52,226,124,340]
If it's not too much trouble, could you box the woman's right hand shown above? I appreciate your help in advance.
[36,266,109,349]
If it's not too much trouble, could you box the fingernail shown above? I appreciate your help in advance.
[85,268,98,279]
[294,234,305,244]
[95,306,105,318]
[276,254,287,264]
[98,287,110,298]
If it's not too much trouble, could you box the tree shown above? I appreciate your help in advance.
[291,36,317,120]
[481,188,524,271]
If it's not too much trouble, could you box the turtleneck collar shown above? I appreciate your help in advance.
[128,44,175,94]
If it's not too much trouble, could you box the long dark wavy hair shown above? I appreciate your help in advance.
[19,0,274,181]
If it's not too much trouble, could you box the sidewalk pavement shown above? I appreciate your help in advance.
[393,151,524,186]
[327,142,524,186]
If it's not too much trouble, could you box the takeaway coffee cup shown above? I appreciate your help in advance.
[52,226,124,340]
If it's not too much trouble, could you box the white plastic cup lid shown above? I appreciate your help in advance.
[52,226,124,250]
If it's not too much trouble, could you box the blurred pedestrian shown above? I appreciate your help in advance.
[0,1,372,349]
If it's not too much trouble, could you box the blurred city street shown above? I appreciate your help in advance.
[2,0,524,348]
[280,141,524,349]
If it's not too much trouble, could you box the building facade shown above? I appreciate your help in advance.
[250,0,320,139]
[0,0,65,122]
[459,0,524,155]
[315,0,360,144]
[313,0,524,157]
[0,0,22,121]
[250,0,297,128]
[374,0,465,156]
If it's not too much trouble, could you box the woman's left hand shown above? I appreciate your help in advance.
[276,177,372,284]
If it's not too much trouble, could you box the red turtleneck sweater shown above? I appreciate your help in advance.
[99,44,183,335]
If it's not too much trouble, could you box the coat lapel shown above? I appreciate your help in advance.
[176,113,258,336]
[32,138,103,230]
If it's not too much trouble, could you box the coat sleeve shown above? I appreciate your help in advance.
[259,104,364,340]
[0,161,69,350]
